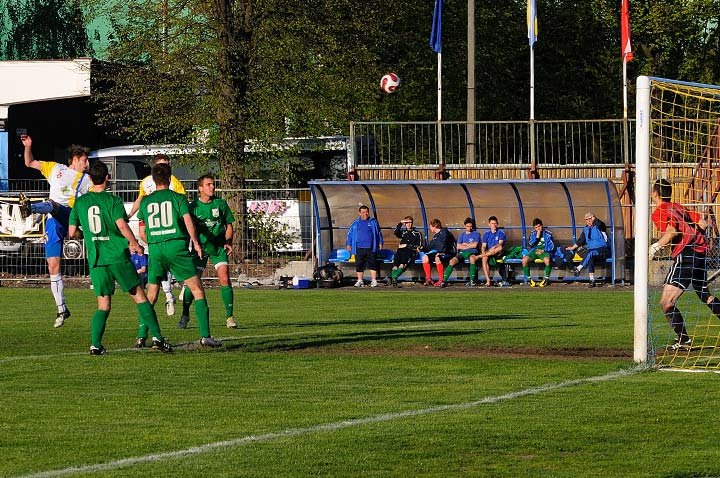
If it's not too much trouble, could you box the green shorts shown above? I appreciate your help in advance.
[147,239,198,284]
[195,248,230,271]
[487,252,504,267]
[90,261,141,297]
[457,250,476,261]
[525,250,551,262]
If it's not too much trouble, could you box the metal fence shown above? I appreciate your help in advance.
[350,119,636,167]
[0,185,312,284]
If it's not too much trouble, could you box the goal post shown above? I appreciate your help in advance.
[635,75,720,370]
[634,75,651,364]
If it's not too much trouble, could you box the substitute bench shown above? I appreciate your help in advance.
[311,179,625,285]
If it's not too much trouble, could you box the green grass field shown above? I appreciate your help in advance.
[2,285,720,477]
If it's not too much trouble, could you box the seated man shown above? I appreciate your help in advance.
[388,216,424,286]
[472,215,508,287]
[522,217,555,287]
[443,217,479,285]
[421,218,456,287]
[566,212,609,288]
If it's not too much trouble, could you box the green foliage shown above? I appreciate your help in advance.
[0,0,94,60]
[245,209,295,256]
[632,0,720,84]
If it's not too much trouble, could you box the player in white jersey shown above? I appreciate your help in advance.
[128,154,186,315]
[18,135,90,328]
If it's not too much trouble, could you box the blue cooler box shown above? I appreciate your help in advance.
[293,278,310,289]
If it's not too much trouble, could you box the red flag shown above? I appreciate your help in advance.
[621,0,634,62]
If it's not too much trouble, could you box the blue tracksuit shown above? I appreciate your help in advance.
[575,219,609,272]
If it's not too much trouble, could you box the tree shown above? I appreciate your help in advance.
[88,0,400,257]
[0,0,94,60]
[632,0,720,84]
[88,0,720,147]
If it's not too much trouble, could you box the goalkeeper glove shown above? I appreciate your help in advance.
[648,242,661,260]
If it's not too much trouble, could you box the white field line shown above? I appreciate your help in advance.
[13,366,644,478]
[0,322,457,365]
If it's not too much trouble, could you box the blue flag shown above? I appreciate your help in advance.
[430,0,443,53]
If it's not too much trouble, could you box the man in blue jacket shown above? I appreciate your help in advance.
[421,219,456,287]
[346,205,383,287]
[567,212,609,287]
[522,218,555,287]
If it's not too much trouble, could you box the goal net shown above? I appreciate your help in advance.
[635,76,720,370]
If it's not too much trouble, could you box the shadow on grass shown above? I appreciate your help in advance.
[225,323,576,353]
[260,314,538,329]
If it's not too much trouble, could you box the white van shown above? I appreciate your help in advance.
[89,144,216,242]
[89,144,215,197]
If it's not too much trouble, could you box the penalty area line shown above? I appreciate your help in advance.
[13,366,643,478]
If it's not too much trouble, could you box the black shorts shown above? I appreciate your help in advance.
[393,248,417,267]
[355,248,378,272]
[665,250,708,291]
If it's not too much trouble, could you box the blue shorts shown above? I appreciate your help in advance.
[45,205,71,259]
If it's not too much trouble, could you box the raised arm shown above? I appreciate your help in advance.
[20,135,41,171]
[128,194,143,219]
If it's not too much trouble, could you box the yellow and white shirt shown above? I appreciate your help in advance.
[39,161,91,208]
[138,175,186,197]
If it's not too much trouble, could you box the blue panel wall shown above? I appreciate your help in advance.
[0,131,8,191]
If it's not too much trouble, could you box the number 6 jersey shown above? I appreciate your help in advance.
[69,191,132,267]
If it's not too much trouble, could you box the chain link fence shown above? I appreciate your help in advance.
[0,184,312,284]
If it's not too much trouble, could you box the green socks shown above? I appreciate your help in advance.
[182,286,194,316]
[221,285,234,319]
[91,309,110,348]
[137,300,163,339]
[443,264,454,281]
[469,263,477,282]
[194,298,211,338]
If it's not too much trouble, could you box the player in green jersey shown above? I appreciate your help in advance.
[178,174,237,329]
[68,161,172,355]
[137,163,221,347]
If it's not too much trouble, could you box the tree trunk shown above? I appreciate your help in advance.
[211,0,252,261]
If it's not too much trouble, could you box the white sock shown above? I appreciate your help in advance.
[576,265,584,271]
[589,273,595,281]
[50,274,66,312]
[162,280,173,301]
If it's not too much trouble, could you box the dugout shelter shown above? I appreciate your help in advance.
[309,179,625,284]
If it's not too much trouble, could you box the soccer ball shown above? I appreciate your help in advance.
[380,72,400,94]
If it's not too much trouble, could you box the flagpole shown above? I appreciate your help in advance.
[623,59,629,165]
[621,0,633,166]
[466,0,476,165]
[527,0,537,170]
[529,46,536,168]
[530,48,535,121]
[437,51,443,167]
[430,0,444,168]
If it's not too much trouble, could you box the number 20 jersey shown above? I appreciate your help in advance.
[137,189,190,244]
